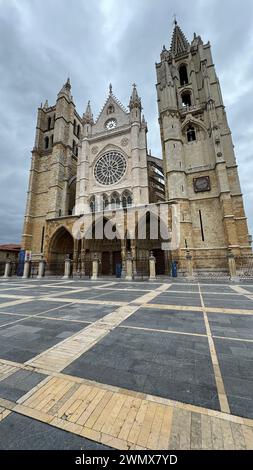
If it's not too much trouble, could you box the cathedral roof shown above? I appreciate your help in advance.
[95,84,129,124]
[170,22,189,56]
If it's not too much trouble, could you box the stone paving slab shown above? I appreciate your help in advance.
[0,412,111,450]
[37,303,116,323]
[64,327,220,410]
[209,313,253,340]
[121,307,206,335]
[0,370,46,402]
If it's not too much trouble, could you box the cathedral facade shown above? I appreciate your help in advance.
[21,22,252,277]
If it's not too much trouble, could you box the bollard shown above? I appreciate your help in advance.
[22,260,31,279]
[125,252,133,281]
[149,252,156,281]
[3,261,12,279]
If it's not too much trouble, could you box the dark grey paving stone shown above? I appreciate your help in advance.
[105,282,161,291]
[203,298,253,310]
[240,286,253,293]
[122,308,206,334]
[209,313,253,340]
[214,337,253,419]
[0,297,17,304]
[0,413,111,450]
[0,300,68,315]
[168,285,200,293]
[52,289,113,301]
[64,328,219,411]
[0,313,27,326]
[0,317,86,363]
[199,286,235,293]
[0,370,45,402]
[38,303,115,323]
[149,293,202,307]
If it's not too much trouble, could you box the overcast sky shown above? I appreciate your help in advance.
[0,0,252,244]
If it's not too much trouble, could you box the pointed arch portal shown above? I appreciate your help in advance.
[48,227,74,274]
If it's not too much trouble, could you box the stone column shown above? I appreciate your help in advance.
[121,242,126,278]
[3,261,12,279]
[125,252,133,281]
[91,254,99,280]
[37,257,46,279]
[22,261,31,279]
[149,252,156,281]
[186,250,194,280]
[228,251,239,282]
[63,256,72,279]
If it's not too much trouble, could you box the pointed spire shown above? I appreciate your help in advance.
[83,100,94,125]
[109,83,113,95]
[57,78,72,100]
[129,83,142,111]
[170,22,189,56]
[43,100,48,110]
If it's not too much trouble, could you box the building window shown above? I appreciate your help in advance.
[51,134,54,146]
[199,210,205,241]
[111,193,120,209]
[107,105,115,115]
[179,64,189,86]
[182,91,192,107]
[73,120,76,135]
[47,117,52,130]
[122,191,132,208]
[76,125,80,138]
[103,194,109,210]
[187,125,196,142]
[90,196,96,213]
[44,136,49,149]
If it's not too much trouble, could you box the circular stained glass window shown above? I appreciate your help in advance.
[94,152,127,186]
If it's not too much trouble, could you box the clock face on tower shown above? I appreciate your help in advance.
[193,176,211,193]
[105,118,117,130]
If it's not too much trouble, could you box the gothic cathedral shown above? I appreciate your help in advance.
[22,22,252,277]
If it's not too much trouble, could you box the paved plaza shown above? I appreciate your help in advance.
[0,277,253,449]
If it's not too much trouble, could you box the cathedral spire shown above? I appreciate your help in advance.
[170,22,189,56]
[83,100,94,125]
[57,78,72,100]
[129,83,142,111]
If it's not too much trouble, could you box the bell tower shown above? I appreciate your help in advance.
[156,21,252,267]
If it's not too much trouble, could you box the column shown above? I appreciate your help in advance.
[186,250,194,280]
[22,261,31,279]
[228,251,239,282]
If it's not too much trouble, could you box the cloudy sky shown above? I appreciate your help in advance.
[0,0,253,244]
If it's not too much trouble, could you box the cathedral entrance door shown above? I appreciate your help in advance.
[113,251,122,276]
[102,252,110,275]
[153,249,165,275]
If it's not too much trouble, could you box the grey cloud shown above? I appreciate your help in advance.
[0,0,252,243]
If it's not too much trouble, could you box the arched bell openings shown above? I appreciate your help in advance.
[179,64,189,86]
[187,125,196,142]
[181,90,192,107]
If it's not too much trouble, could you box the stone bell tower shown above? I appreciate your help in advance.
[156,21,251,270]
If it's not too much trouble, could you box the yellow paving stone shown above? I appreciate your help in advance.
[40,380,74,413]
[100,433,130,450]
[80,427,102,443]
[93,393,121,433]
[230,422,246,450]
[99,393,126,435]
[136,401,157,448]
[33,378,69,411]
[0,397,16,410]
[117,397,142,442]
[56,384,92,419]
[147,404,166,450]
[176,409,191,450]
[24,378,59,408]
[109,395,135,437]
[201,414,213,450]
[69,387,102,424]
[18,376,52,404]
[127,400,149,445]
[0,408,11,422]
[85,391,113,429]
[158,406,173,450]
[242,426,253,450]
[14,404,54,424]
[210,418,224,450]
[220,419,235,449]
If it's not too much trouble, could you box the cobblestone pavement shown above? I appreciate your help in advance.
[0,277,253,450]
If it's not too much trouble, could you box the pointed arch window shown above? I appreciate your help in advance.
[103,194,109,210]
[47,117,52,130]
[111,192,121,210]
[187,125,196,142]
[44,136,49,149]
[107,105,115,115]
[90,196,96,213]
[182,91,192,107]
[122,191,132,208]
[179,64,189,86]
